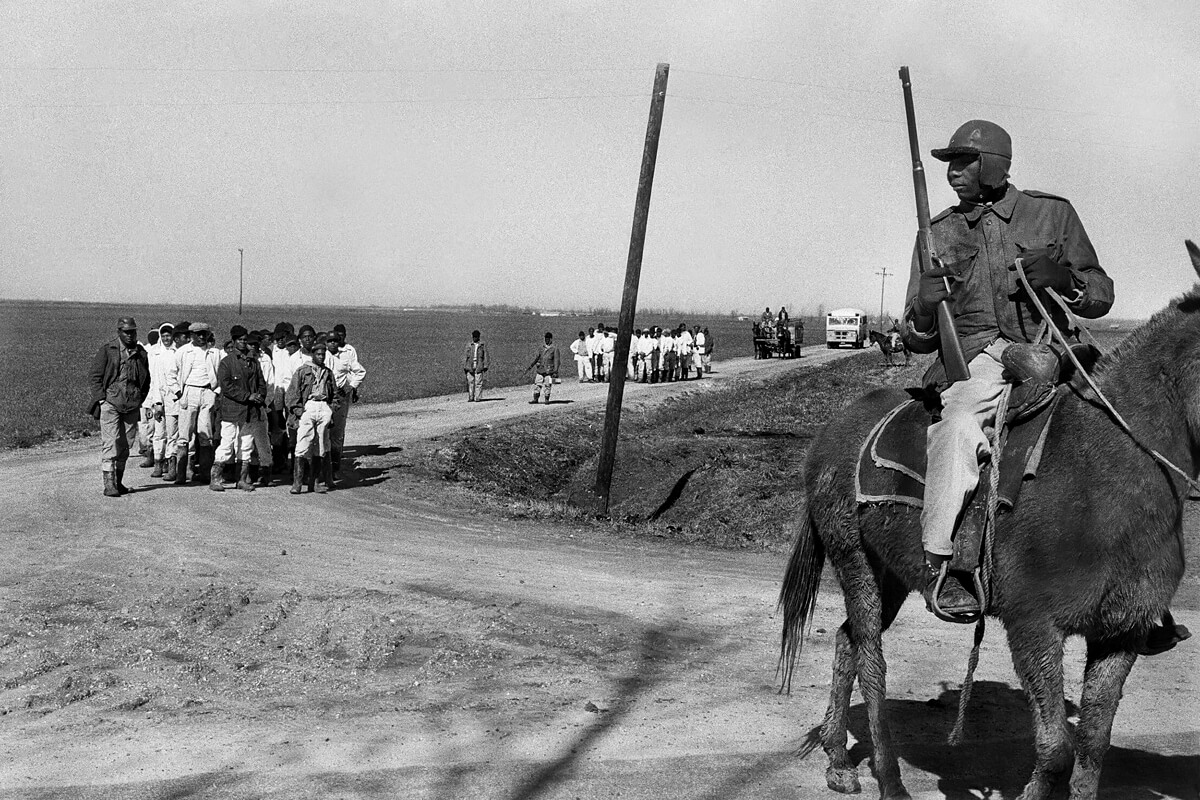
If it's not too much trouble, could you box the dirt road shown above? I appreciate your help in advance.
[1,352,1196,800]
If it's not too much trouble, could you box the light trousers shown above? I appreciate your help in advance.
[176,386,216,458]
[99,401,140,471]
[153,413,179,460]
[465,371,485,401]
[921,341,1010,557]
[295,400,333,457]
[214,420,255,463]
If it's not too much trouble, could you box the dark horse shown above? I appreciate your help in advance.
[779,241,1200,800]
[868,329,910,366]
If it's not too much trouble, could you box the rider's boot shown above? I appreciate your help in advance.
[923,554,980,622]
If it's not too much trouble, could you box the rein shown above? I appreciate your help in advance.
[1014,259,1200,495]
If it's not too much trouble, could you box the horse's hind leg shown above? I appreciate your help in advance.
[821,572,908,795]
[1007,623,1072,800]
[1067,641,1136,800]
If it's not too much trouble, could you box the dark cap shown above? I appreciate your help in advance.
[174,321,191,335]
[333,323,347,334]
[931,120,1012,162]
[285,335,300,347]
[230,324,248,339]
[298,324,316,337]
[273,321,292,337]
[117,317,138,331]
[246,331,263,345]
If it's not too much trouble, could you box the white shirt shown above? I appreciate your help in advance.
[327,347,366,390]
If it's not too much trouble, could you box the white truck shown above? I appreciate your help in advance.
[825,308,867,349]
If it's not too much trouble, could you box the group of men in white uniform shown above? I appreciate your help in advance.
[568,323,712,384]
[136,320,366,494]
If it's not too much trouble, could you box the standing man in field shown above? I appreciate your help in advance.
[286,340,338,494]
[87,317,151,497]
[526,332,560,405]
[211,325,268,492]
[326,329,366,476]
[145,322,176,477]
[901,120,1114,619]
[168,322,218,485]
[570,331,591,382]
[462,329,489,402]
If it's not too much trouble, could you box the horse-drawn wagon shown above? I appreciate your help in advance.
[752,321,804,359]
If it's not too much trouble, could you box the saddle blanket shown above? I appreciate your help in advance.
[855,394,1059,509]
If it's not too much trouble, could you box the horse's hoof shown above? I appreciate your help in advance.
[825,766,861,794]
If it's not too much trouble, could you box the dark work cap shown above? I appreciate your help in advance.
[246,331,263,345]
[273,321,292,337]
[333,323,347,334]
[117,317,138,331]
[174,321,191,335]
[230,324,249,339]
[285,335,300,347]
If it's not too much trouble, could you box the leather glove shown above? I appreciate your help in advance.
[1012,249,1073,293]
[912,267,961,318]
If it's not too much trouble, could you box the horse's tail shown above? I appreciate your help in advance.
[777,503,826,694]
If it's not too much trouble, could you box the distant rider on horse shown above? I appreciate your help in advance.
[902,120,1114,616]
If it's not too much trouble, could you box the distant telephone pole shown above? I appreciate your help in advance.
[238,248,244,316]
[875,266,892,326]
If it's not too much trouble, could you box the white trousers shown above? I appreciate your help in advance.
[921,341,1010,557]
[295,400,333,457]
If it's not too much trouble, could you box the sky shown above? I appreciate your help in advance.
[0,1,1197,319]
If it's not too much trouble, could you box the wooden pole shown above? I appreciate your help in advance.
[595,63,669,516]
[238,248,244,316]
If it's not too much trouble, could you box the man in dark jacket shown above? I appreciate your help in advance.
[526,332,561,405]
[87,317,152,497]
[462,330,489,402]
[901,120,1113,619]
[211,325,268,492]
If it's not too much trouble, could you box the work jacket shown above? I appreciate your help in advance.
[217,351,268,424]
[462,341,490,373]
[903,184,1114,388]
[86,339,151,417]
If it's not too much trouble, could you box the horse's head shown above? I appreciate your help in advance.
[869,330,885,346]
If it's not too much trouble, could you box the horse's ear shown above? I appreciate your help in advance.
[1187,240,1200,279]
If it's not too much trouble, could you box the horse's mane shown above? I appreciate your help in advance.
[1082,283,1200,387]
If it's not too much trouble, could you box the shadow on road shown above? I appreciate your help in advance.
[340,444,406,489]
[831,680,1198,800]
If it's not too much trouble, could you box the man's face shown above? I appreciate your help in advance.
[299,331,315,351]
[233,335,248,354]
[312,343,327,366]
[248,342,261,359]
[286,342,300,355]
[174,331,189,347]
[273,333,286,350]
[118,328,137,348]
[947,155,984,202]
[192,331,207,348]
[326,334,341,354]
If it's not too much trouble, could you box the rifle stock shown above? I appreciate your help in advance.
[899,66,970,383]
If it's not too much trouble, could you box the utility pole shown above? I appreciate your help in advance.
[238,248,244,316]
[875,266,892,327]
[595,63,669,516]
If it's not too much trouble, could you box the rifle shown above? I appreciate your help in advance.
[898,66,971,382]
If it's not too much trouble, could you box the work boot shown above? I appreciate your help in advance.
[256,464,273,488]
[163,455,177,482]
[139,451,155,468]
[210,461,226,492]
[236,462,255,492]
[313,456,327,494]
[174,452,189,485]
[103,471,120,498]
[923,561,980,622]
[291,457,308,495]
[319,456,335,493]
[150,459,164,478]
[331,448,342,477]
[114,465,133,495]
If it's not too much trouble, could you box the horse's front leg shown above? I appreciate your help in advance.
[1067,641,1136,799]
[1007,623,1073,800]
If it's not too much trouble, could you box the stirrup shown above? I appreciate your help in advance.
[925,562,984,624]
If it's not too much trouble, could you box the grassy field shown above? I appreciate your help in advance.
[1,299,819,449]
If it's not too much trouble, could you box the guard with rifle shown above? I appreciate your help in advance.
[899,111,1114,619]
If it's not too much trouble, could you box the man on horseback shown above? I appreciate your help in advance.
[901,120,1114,619]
